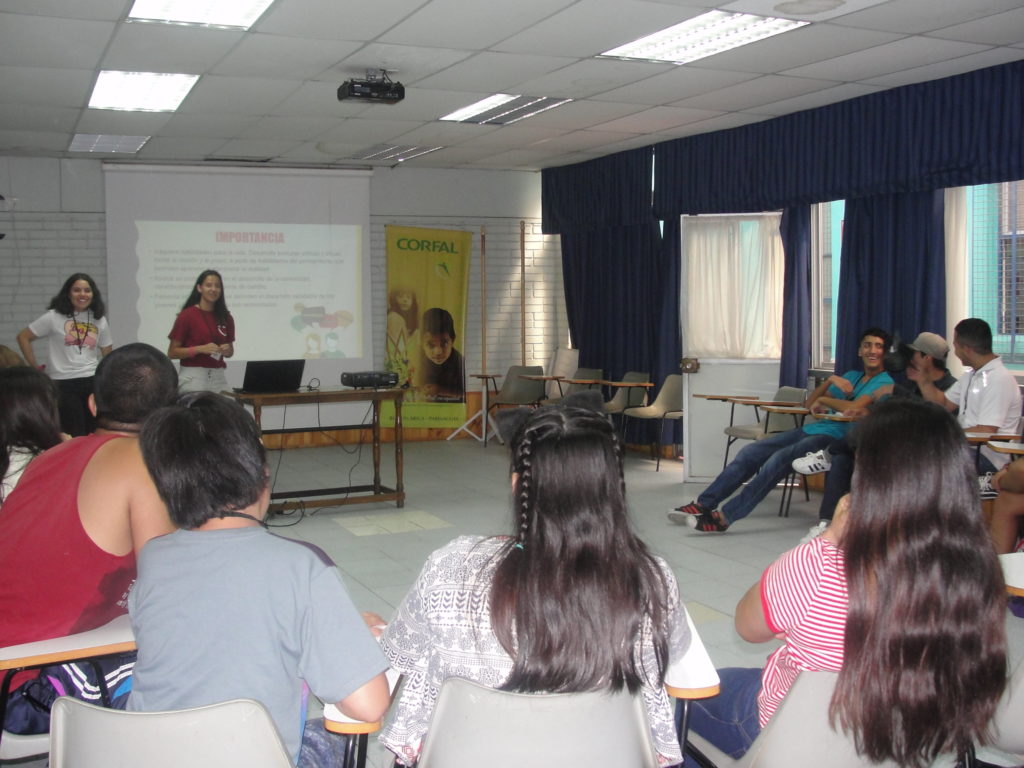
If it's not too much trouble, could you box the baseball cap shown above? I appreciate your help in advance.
[908,331,949,360]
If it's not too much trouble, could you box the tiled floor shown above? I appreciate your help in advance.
[266,437,821,767]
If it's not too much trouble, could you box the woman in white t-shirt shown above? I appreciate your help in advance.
[682,400,1007,768]
[16,273,113,436]
[0,366,64,505]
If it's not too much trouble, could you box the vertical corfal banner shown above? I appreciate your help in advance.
[384,225,471,428]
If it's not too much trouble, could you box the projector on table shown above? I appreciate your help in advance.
[341,371,399,389]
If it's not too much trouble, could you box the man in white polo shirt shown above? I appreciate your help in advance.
[917,318,1021,475]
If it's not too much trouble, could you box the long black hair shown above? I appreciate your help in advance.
[48,273,105,319]
[180,269,229,325]
[490,406,672,694]
[831,399,1007,767]
[0,367,62,502]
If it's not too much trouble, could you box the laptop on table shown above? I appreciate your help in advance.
[234,360,305,394]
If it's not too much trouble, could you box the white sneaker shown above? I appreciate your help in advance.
[800,520,829,544]
[979,473,999,500]
[792,449,831,475]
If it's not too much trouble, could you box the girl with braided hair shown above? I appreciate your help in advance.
[379,406,692,765]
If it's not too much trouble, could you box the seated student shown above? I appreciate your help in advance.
[0,366,64,505]
[415,307,464,402]
[986,458,1024,554]
[379,406,691,766]
[669,328,893,533]
[0,343,177,734]
[791,331,956,542]
[681,400,1007,767]
[130,393,390,768]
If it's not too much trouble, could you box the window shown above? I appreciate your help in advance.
[810,200,844,368]
[969,180,1024,363]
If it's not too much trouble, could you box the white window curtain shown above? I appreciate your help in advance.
[682,213,784,358]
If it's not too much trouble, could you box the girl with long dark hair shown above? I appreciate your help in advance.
[379,406,690,765]
[167,269,235,394]
[16,273,113,436]
[0,366,64,505]
[684,399,1007,767]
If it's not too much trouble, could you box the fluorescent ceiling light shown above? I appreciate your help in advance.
[69,134,150,153]
[441,95,572,125]
[89,71,199,112]
[128,0,274,29]
[354,145,444,163]
[600,10,809,64]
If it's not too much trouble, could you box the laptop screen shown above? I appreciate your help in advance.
[238,360,305,393]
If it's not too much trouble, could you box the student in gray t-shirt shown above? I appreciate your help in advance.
[129,393,390,767]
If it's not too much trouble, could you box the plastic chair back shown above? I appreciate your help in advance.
[604,371,650,414]
[991,650,1024,754]
[762,386,807,433]
[491,366,545,407]
[417,678,659,768]
[49,697,294,768]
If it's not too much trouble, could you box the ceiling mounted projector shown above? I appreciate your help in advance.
[338,70,405,105]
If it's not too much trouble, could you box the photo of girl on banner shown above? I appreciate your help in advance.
[385,225,471,428]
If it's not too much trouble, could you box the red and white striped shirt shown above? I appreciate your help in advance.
[757,536,847,727]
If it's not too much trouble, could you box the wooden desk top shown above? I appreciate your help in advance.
[562,378,602,386]
[965,431,1021,445]
[470,373,501,380]
[520,374,562,381]
[224,387,404,408]
[760,404,810,415]
[988,440,1024,455]
[602,379,653,388]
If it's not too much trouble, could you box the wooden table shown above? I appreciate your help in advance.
[226,387,405,511]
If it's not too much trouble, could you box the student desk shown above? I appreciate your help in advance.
[226,387,405,512]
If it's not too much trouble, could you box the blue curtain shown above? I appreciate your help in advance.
[652,60,1024,216]
[779,206,812,387]
[834,190,946,373]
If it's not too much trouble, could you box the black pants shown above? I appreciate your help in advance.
[56,376,96,437]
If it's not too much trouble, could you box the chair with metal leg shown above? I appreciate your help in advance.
[621,375,684,471]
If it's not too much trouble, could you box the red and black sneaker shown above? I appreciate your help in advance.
[685,510,729,533]
[667,501,706,525]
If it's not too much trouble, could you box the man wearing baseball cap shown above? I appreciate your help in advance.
[792,331,956,542]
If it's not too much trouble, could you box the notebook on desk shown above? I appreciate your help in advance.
[234,359,305,394]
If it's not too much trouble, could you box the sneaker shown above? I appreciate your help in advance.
[800,520,830,544]
[668,501,707,524]
[979,473,999,500]
[685,510,729,533]
[792,449,831,475]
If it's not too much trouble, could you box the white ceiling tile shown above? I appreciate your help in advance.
[0,105,80,132]
[178,76,303,115]
[389,121,504,146]
[858,48,1024,88]
[0,13,114,68]
[721,0,889,21]
[254,0,426,41]
[159,113,258,138]
[208,138,303,159]
[414,52,576,93]
[926,7,1024,46]
[378,0,576,49]
[0,130,71,153]
[517,100,649,130]
[212,34,360,79]
[135,136,229,160]
[316,118,435,145]
[660,110,773,137]
[270,82,374,118]
[685,23,903,74]
[595,67,760,104]
[513,59,673,100]
[781,37,992,81]
[453,125,569,150]
[74,109,173,134]
[349,88,498,122]
[239,116,342,141]
[0,66,94,107]
[674,75,839,111]
[528,129,643,151]
[102,23,243,74]
[751,82,884,116]
[494,0,706,57]
[0,0,126,21]
[829,0,1024,35]
[591,105,723,133]
[332,44,476,85]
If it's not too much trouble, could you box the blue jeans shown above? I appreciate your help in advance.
[819,439,854,522]
[677,667,762,766]
[698,429,833,525]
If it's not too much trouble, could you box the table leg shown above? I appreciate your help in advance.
[394,396,404,507]
[372,400,381,493]
[482,382,491,446]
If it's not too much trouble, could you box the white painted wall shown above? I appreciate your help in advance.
[0,159,567,389]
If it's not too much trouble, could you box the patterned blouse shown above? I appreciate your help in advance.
[378,535,690,765]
